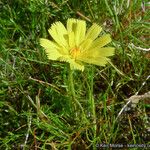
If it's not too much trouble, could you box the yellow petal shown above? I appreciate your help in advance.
[68,32,75,48]
[48,21,68,48]
[67,19,86,46]
[58,55,71,63]
[70,60,84,71]
[77,46,114,66]
[86,47,115,57]
[97,47,115,56]
[74,20,86,46]
[40,38,62,60]
[85,23,102,41]
[40,38,58,49]
[59,55,84,71]
[79,56,109,66]
[78,46,114,60]
[90,34,112,49]
[79,39,93,52]
[67,18,76,32]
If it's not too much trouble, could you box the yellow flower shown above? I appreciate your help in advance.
[40,18,114,71]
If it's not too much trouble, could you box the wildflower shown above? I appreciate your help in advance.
[40,18,114,71]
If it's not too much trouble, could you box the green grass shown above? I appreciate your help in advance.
[0,0,150,149]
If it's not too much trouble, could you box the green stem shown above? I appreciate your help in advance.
[68,67,76,113]
[89,67,97,150]
[68,66,85,117]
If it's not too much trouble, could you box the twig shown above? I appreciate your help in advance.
[29,76,62,94]
[116,75,150,121]
[23,112,32,150]
[130,43,150,51]
[27,94,50,122]
[76,11,91,22]
[116,91,150,121]
[136,75,150,95]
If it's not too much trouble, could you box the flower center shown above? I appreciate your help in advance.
[70,47,80,59]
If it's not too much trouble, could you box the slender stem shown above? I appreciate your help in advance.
[68,67,75,98]
[68,66,85,117]
[89,67,97,149]
[68,67,76,113]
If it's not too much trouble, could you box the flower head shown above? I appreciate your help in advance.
[40,18,114,71]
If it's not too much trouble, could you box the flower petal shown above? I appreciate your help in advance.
[67,18,86,46]
[40,38,62,60]
[59,55,84,71]
[79,56,109,66]
[74,20,86,46]
[78,45,114,60]
[89,34,112,49]
[85,23,102,41]
[58,55,71,63]
[68,32,75,48]
[48,21,68,48]
[70,60,84,71]
[67,18,76,32]
[86,47,115,57]
[77,47,114,66]
[97,47,115,56]
[79,39,93,52]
